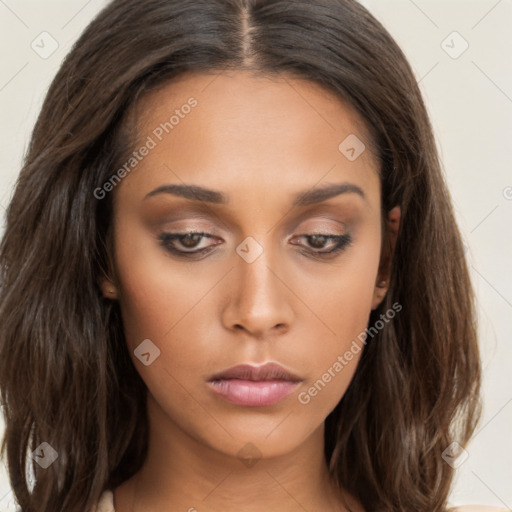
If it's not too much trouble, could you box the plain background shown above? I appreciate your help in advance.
[0,0,511,509]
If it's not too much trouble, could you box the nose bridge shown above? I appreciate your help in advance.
[237,235,277,300]
[224,233,294,335]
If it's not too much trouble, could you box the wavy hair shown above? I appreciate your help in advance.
[0,0,481,510]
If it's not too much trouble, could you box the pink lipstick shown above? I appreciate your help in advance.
[207,362,302,407]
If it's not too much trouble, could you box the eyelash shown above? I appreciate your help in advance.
[157,231,352,259]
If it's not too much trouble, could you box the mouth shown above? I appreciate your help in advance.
[207,362,302,407]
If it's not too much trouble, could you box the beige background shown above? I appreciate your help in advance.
[0,0,511,508]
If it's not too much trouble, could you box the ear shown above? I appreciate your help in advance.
[371,206,401,310]
[100,277,118,299]
[99,233,119,299]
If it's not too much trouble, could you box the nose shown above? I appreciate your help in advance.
[221,241,294,338]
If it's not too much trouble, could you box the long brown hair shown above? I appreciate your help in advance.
[0,1,481,510]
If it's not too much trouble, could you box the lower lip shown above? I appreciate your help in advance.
[207,379,300,407]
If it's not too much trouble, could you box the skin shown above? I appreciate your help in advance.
[103,70,400,512]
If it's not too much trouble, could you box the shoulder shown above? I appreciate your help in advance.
[86,493,512,512]
[448,506,511,512]
[88,489,115,512]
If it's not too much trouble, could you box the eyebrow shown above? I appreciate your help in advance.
[143,181,365,206]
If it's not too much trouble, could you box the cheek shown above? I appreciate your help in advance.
[111,226,216,420]
[323,244,380,342]
[309,221,381,335]
[296,229,381,412]
[111,215,225,406]
[112,216,217,348]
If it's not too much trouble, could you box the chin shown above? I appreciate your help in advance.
[201,413,323,462]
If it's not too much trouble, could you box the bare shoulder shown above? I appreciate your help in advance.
[448,506,511,512]
[88,489,115,512]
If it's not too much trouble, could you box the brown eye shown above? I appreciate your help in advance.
[307,234,331,249]
[291,233,352,255]
[179,233,204,248]
[158,231,220,256]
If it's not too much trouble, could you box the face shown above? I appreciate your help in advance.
[106,70,389,460]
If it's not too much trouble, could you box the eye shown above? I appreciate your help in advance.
[158,231,220,257]
[291,233,352,257]
[157,231,352,259]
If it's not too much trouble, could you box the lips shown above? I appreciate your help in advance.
[207,362,302,407]
[209,362,302,383]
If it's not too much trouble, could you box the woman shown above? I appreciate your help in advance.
[0,0,503,511]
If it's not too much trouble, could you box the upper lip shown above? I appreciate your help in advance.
[208,362,302,382]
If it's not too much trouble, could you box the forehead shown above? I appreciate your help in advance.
[117,70,380,208]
